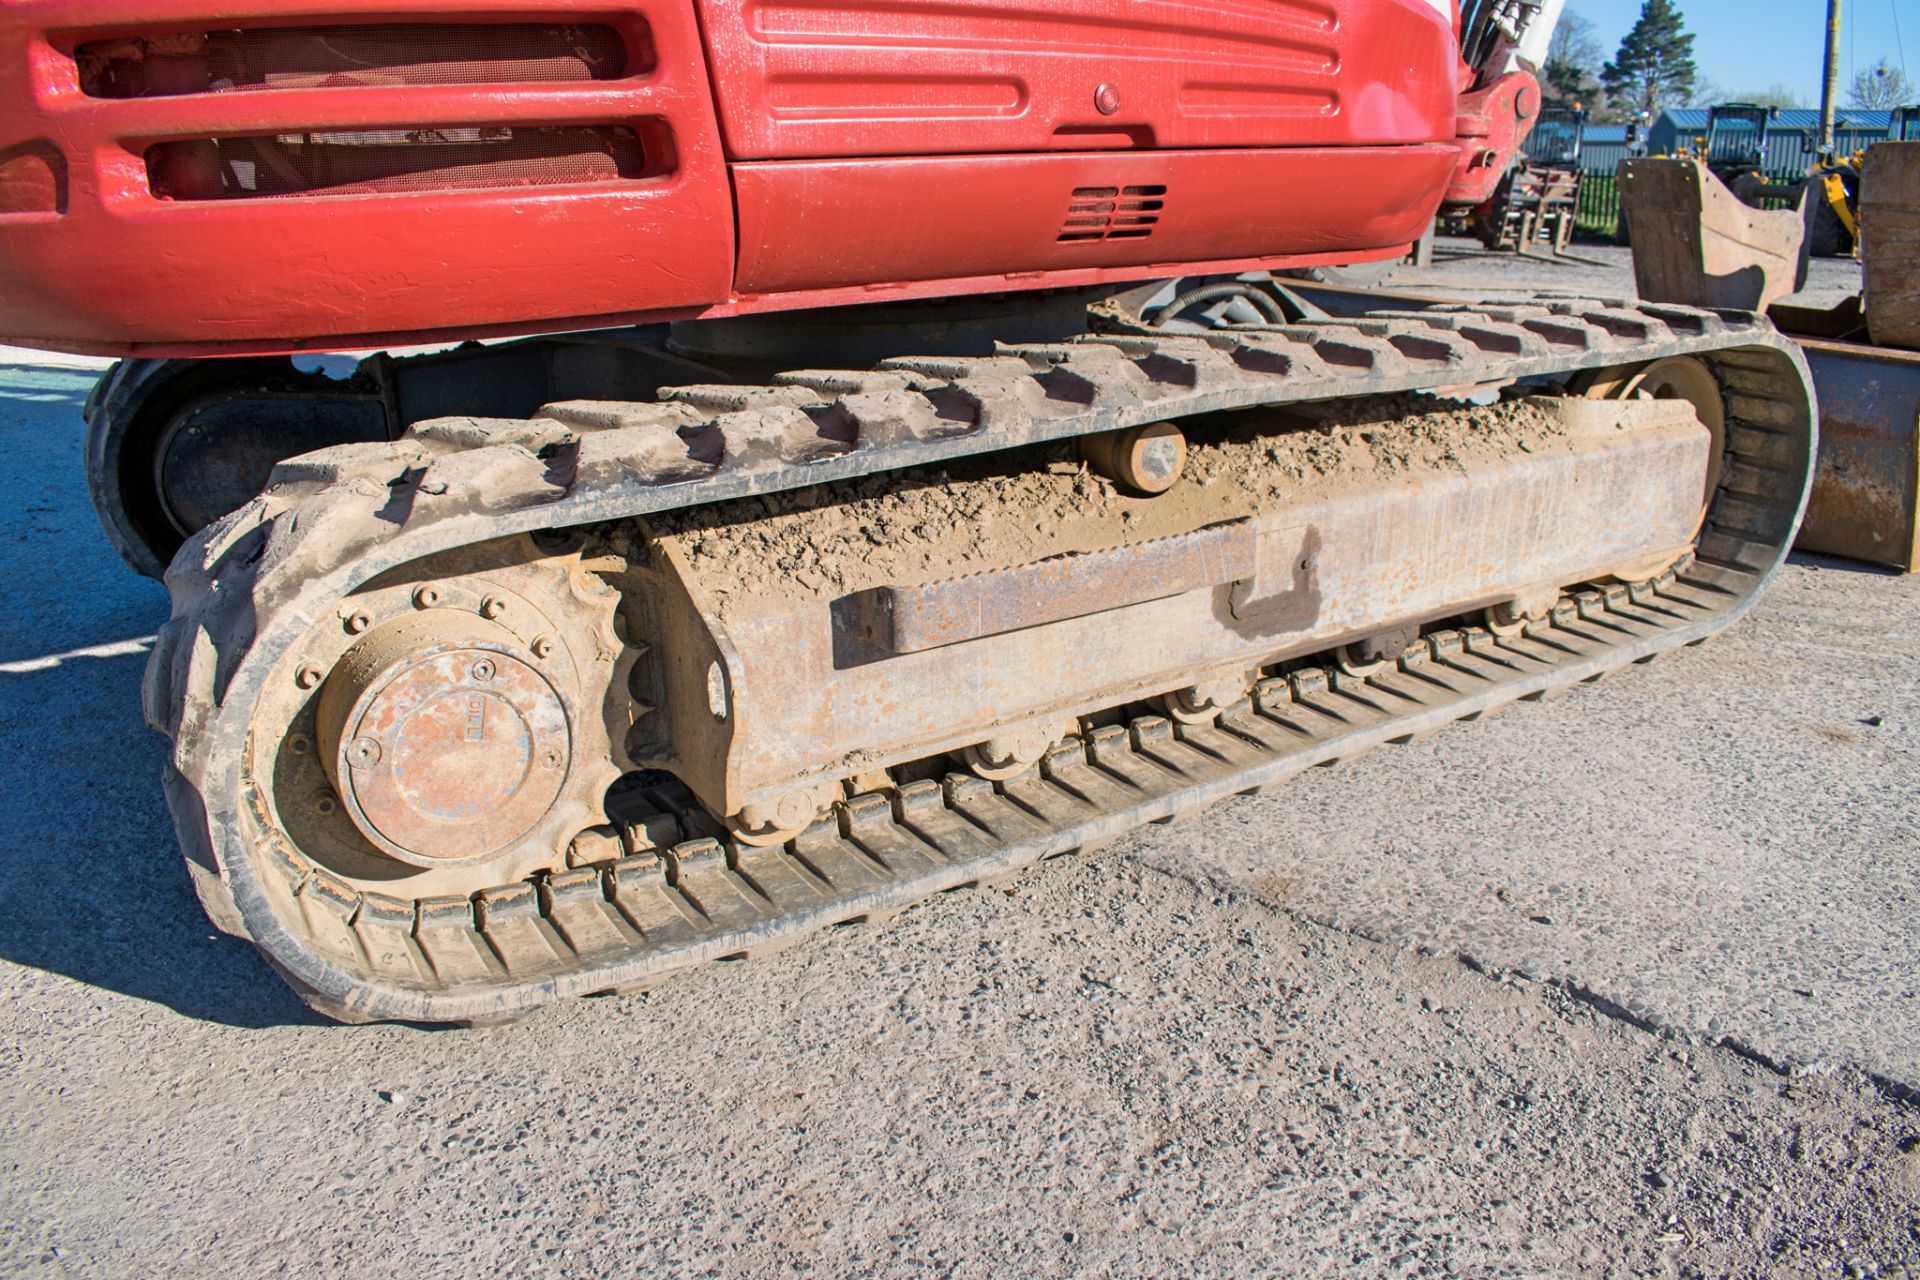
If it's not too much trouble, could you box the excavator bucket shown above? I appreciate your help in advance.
[1625,149,1919,571]
[1787,336,1920,572]
[1864,142,1920,352]
[1785,141,1920,572]
[1620,158,1810,311]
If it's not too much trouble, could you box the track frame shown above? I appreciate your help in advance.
[145,299,1817,1022]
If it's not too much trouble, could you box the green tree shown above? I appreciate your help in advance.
[1543,9,1605,106]
[1849,57,1915,110]
[1600,0,1699,118]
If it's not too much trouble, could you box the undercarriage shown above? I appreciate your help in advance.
[137,287,1817,1023]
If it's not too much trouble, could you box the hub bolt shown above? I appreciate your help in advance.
[346,737,384,769]
[295,664,325,690]
[471,658,496,682]
[413,586,440,609]
[344,610,372,634]
[532,636,556,660]
[481,596,508,620]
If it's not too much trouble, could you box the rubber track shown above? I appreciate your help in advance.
[145,299,1817,1023]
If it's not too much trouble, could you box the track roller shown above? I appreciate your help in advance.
[1080,422,1188,496]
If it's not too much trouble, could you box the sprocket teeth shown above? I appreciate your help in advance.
[253,538,639,901]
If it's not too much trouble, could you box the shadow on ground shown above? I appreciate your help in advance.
[0,363,320,1027]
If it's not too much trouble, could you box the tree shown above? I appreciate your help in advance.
[1600,0,1700,118]
[1726,84,1802,110]
[1849,58,1915,110]
[1543,9,1605,106]
[1688,77,1729,109]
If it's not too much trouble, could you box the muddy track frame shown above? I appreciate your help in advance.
[146,299,1817,1023]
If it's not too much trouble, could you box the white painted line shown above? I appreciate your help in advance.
[0,345,114,371]
[0,635,155,674]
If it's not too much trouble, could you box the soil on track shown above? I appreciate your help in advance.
[660,395,1578,616]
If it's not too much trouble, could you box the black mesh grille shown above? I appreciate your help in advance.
[77,23,635,98]
[146,125,657,200]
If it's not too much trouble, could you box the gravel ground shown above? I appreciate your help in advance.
[2,242,1919,1278]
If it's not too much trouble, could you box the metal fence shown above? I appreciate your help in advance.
[1522,112,1894,243]
[1579,139,1628,175]
[1576,172,1625,239]
[1652,113,1894,171]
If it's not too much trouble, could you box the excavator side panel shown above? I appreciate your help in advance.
[729,144,1457,295]
[0,0,740,352]
[690,0,1459,159]
[0,0,1475,355]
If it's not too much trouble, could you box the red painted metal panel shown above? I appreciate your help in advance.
[0,0,1480,355]
[693,0,1460,160]
[0,0,735,349]
[733,145,1456,294]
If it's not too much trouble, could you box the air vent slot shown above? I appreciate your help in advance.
[76,23,638,99]
[1058,184,1166,242]
[145,123,667,201]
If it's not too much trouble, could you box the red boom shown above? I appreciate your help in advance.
[0,0,1532,356]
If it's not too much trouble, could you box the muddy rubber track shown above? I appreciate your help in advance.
[146,299,1816,1022]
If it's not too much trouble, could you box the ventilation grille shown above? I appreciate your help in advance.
[146,124,660,201]
[75,23,635,98]
[1058,184,1166,242]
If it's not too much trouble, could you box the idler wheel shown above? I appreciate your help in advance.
[315,614,573,868]
[1576,356,1728,580]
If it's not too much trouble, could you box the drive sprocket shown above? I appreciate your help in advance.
[245,530,637,903]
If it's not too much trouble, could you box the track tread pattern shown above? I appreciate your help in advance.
[145,300,1815,1023]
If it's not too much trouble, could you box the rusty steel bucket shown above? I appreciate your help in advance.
[1620,158,1812,312]
[1790,336,1920,572]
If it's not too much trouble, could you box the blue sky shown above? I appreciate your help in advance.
[1568,0,1915,104]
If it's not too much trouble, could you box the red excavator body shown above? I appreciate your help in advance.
[18,3,1774,1034]
[0,0,1530,356]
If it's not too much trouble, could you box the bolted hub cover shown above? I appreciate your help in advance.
[315,614,572,867]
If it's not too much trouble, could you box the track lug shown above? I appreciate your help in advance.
[892,779,946,824]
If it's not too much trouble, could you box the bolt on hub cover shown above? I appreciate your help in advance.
[314,614,572,867]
